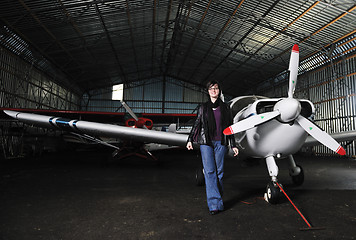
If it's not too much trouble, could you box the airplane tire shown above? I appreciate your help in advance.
[266,181,279,204]
[195,167,205,186]
[291,165,304,186]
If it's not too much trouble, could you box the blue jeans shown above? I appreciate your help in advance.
[200,141,227,211]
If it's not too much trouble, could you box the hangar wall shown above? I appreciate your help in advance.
[0,46,80,110]
[300,55,356,157]
[0,46,82,159]
[82,77,209,114]
[259,41,356,157]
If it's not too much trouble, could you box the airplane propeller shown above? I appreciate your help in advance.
[295,116,346,155]
[224,44,346,156]
[288,44,299,98]
[121,100,139,121]
[121,100,149,129]
[223,110,280,135]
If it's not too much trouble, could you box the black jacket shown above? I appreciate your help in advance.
[188,101,236,147]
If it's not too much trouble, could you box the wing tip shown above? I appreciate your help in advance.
[223,127,233,135]
[292,44,299,53]
[3,110,18,119]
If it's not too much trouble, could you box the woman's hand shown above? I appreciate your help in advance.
[232,147,239,156]
[186,141,193,150]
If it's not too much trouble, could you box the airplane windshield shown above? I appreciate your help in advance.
[231,96,266,116]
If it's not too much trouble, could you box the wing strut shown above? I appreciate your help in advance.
[70,132,121,150]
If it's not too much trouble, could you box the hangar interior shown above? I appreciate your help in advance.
[0,0,355,158]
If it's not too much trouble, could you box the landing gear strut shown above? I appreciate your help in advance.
[264,154,304,204]
[288,155,304,186]
[265,155,281,204]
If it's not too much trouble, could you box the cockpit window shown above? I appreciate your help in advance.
[231,96,266,116]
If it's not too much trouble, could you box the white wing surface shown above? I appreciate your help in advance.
[303,130,356,148]
[4,110,188,147]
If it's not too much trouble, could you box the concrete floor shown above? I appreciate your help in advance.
[1,148,356,240]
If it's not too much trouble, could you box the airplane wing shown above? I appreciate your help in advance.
[3,110,189,147]
[303,130,356,147]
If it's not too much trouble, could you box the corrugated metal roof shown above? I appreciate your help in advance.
[0,0,355,96]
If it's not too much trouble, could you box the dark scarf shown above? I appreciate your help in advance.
[206,98,229,140]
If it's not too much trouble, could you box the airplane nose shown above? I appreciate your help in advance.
[273,98,301,123]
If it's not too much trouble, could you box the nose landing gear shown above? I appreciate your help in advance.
[264,154,304,204]
[265,181,282,204]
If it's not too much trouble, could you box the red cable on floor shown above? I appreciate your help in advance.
[240,197,265,205]
[275,182,312,228]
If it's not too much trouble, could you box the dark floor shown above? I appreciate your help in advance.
[1,148,356,240]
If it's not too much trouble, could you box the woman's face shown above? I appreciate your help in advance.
[208,84,220,99]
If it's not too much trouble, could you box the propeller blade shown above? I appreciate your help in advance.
[223,110,280,135]
[296,116,346,155]
[121,101,149,129]
[121,101,139,121]
[288,44,299,98]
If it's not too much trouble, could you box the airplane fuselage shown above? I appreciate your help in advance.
[237,119,308,158]
[229,96,314,159]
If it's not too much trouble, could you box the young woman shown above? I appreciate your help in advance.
[186,80,239,215]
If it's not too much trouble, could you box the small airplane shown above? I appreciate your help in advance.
[3,44,356,204]
[120,101,153,130]
[222,44,355,203]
